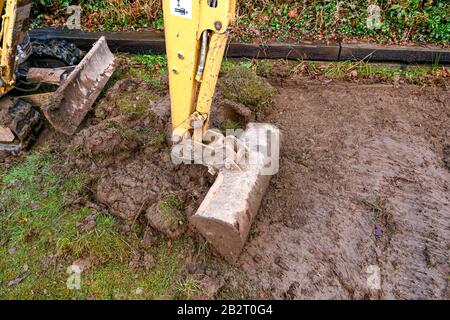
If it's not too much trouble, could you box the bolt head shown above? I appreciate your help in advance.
[214,21,222,31]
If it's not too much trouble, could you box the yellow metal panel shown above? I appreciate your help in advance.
[197,0,231,36]
[0,0,31,96]
[163,0,201,130]
[0,0,17,95]
[164,0,236,137]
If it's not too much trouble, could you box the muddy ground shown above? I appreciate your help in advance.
[23,70,450,300]
[240,81,450,299]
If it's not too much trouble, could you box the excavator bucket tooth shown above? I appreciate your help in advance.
[41,36,115,135]
[190,123,280,263]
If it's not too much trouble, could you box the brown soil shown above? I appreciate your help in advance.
[27,71,450,300]
[70,79,215,236]
[238,81,450,299]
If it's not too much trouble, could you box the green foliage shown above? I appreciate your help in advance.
[128,54,167,88]
[131,54,167,69]
[30,0,449,45]
[238,0,449,45]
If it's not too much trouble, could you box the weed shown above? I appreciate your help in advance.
[175,275,202,300]
[255,60,274,78]
[131,54,167,69]
[147,131,166,147]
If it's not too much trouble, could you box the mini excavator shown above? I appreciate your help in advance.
[163,0,280,262]
[0,0,115,153]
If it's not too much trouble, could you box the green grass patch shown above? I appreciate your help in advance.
[0,151,199,299]
[221,58,448,86]
[147,131,166,148]
[175,275,202,300]
[80,238,189,299]
[131,54,167,69]
[158,193,185,229]
[128,67,164,88]
[116,90,158,117]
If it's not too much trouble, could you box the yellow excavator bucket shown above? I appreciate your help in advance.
[41,36,115,135]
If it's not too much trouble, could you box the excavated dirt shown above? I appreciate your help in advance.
[62,73,449,300]
[238,82,450,299]
[70,78,215,236]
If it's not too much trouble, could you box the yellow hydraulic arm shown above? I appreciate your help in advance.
[0,0,31,96]
[163,0,236,141]
[163,1,280,264]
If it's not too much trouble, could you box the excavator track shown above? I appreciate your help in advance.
[1,40,83,155]
[0,98,43,154]
[17,39,84,80]
[30,39,84,66]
